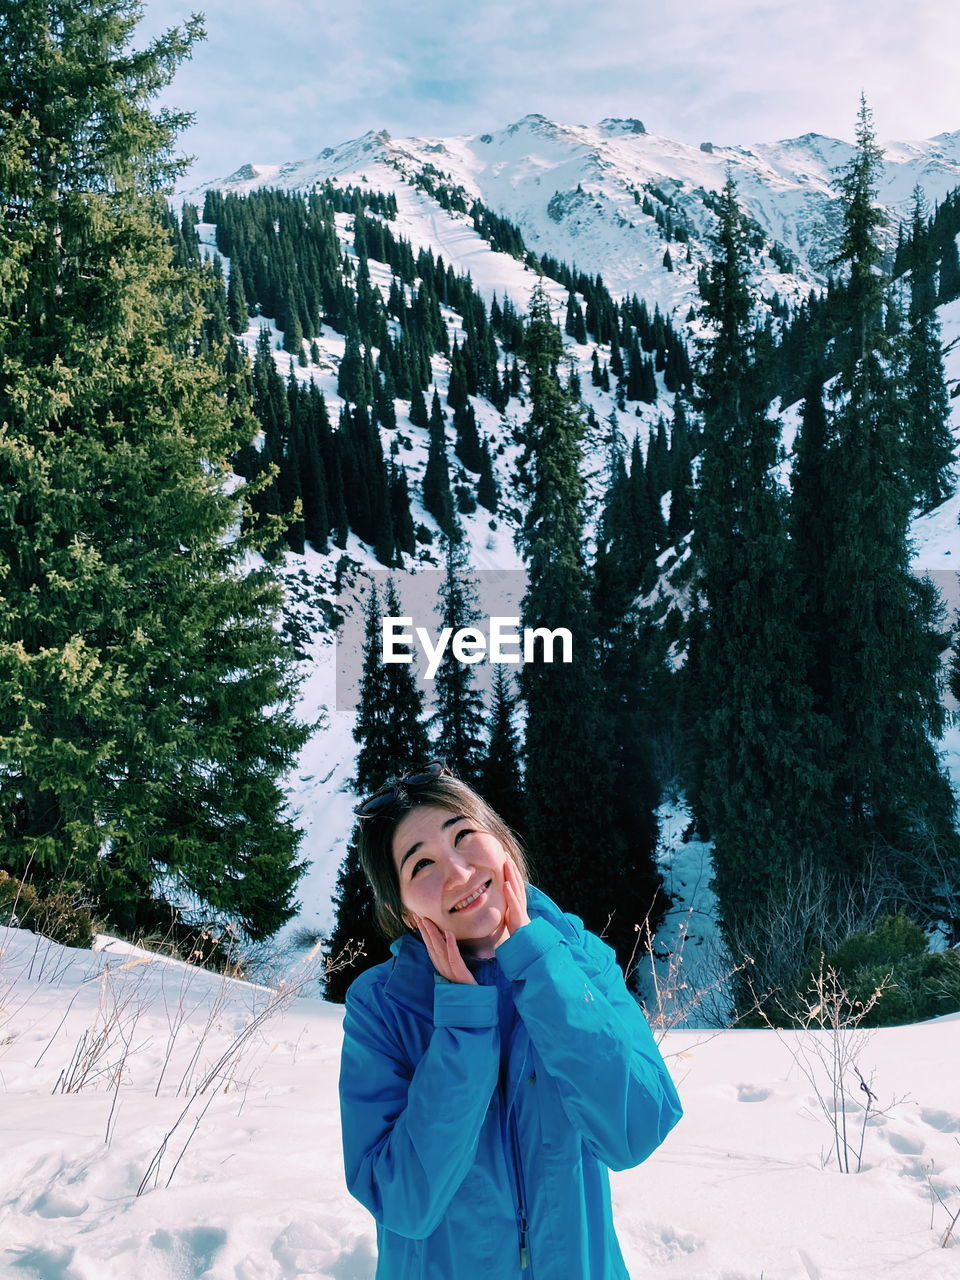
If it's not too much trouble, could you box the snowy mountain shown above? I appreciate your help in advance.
[183,113,960,307]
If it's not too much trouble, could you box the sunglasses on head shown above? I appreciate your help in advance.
[353,761,452,817]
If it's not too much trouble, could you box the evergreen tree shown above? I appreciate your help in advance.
[476,437,499,512]
[938,234,960,304]
[226,262,249,334]
[408,386,429,428]
[389,463,416,559]
[338,333,367,404]
[801,101,959,923]
[324,578,431,1001]
[516,283,654,968]
[564,292,587,344]
[902,188,955,512]
[667,396,694,540]
[375,363,397,431]
[688,177,830,992]
[293,378,330,554]
[427,538,487,786]
[0,0,310,939]
[447,340,469,411]
[422,390,458,538]
[453,402,483,472]
[790,369,836,725]
[480,665,525,837]
[590,423,671,941]
[643,428,668,551]
[281,287,303,357]
[627,435,658,566]
[341,403,395,564]
[592,420,637,629]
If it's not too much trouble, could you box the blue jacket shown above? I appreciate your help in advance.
[339,884,682,1279]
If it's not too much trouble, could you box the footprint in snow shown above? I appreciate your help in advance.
[622,1220,704,1265]
[149,1226,227,1276]
[6,1244,78,1278]
[881,1128,926,1155]
[27,1189,88,1219]
[736,1083,771,1103]
[920,1107,960,1132]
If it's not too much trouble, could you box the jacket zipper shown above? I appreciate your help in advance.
[509,1103,530,1271]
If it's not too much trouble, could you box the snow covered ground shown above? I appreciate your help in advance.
[1,922,958,1279]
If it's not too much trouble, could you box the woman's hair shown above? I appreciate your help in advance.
[356,770,530,942]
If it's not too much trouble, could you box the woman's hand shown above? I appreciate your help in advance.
[413,914,478,984]
[495,858,530,948]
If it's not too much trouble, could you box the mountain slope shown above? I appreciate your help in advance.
[182,114,960,307]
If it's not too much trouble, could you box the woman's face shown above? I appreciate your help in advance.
[391,804,512,957]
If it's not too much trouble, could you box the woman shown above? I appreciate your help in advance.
[338,761,682,1279]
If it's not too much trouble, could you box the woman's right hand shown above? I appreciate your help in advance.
[413,914,478,984]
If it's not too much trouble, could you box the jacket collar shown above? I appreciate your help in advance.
[382,884,570,1016]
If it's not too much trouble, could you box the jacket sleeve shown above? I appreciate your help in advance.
[496,915,682,1171]
[339,978,501,1239]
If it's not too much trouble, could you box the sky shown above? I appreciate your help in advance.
[138,0,960,190]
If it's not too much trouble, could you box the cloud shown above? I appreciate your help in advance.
[138,0,960,187]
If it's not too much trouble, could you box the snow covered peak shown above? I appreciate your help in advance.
[596,117,648,136]
[183,112,960,308]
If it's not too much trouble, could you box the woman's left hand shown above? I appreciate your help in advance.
[496,858,530,947]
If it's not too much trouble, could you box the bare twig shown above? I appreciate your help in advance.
[753,958,905,1173]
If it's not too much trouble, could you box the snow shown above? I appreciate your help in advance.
[2,921,959,1278]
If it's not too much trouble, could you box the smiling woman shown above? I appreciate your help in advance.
[338,761,683,1279]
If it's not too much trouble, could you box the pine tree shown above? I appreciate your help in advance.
[688,177,829,987]
[281,287,303,357]
[422,390,458,538]
[790,370,836,725]
[375,363,397,431]
[389,463,416,559]
[802,101,959,921]
[427,538,487,786]
[0,0,310,940]
[226,262,249,334]
[590,423,671,946]
[624,436,656,566]
[408,386,429,428]
[667,396,694,540]
[293,378,330,554]
[480,665,525,836]
[453,402,483,472]
[447,340,469,411]
[324,578,432,1001]
[938,234,960,304]
[592,420,637,630]
[610,339,624,380]
[476,437,499,512]
[338,333,366,404]
[902,188,955,512]
[516,283,652,968]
